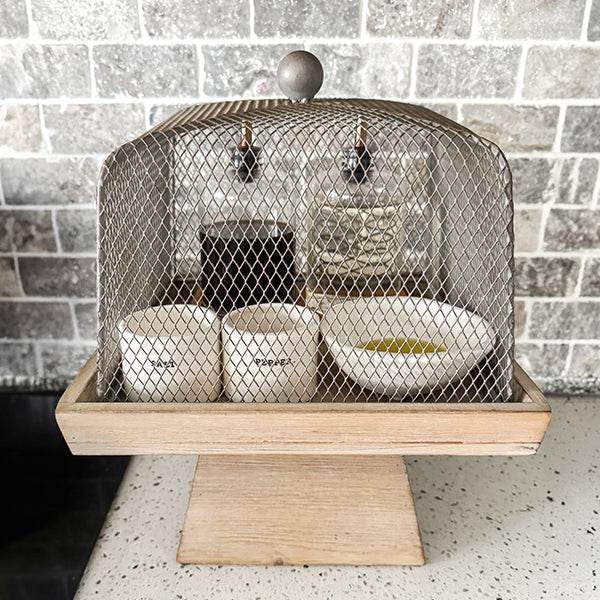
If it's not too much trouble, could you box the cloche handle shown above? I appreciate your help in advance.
[276,51,324,103]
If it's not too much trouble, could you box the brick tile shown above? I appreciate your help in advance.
[569,343,600,377]
[368,0,473,38]
[461,104,559,152]
[256,0,360,37]
[308,43,411,98]
[417,44,519,98]
[0,301,73,339]
[1,158,99,206]
[94,45,197,99]
[19,257,96,298]
[529,301,600,339]
[43,103,145,154]
[514,342,569,378]
[514,208,542,253]
[0,105,43,153]
[562,106,600,152]
[40,342,96,381]
[0,342,37,377]
[56,209,96,253]
[581,257,600,296]
[477,0,584,39]
[0,257,21,296]
[144,0,250,38]
[0,209,57,252]
[203,44,296,98]
[0,44,90,99]
[30,0,140,40]
[510,158,555,205]
[0,1,28,38]
[514,300,527,338]
[557,158,598,205]
[588,0,600,41]
[74,301,97,340]
[515,257,580,297]
[523,46,600,99]
[543,208,600,251]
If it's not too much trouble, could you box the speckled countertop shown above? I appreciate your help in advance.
[75,397,598,600]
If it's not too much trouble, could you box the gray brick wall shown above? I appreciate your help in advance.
[1,0,599,393]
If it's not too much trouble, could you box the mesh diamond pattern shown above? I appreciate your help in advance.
[97,99,514,403]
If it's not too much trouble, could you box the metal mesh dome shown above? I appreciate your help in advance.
[97,98,514,403]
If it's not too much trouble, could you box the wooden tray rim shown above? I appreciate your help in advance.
[59,352,548,414]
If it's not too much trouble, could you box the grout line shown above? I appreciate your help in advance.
[249,0,256,39]
[512,42,529,102]
[408,42,419,100]
[88,43,97,98]
[573,255,588,298]
[37,103,52,154]
[0,296,96,303]
[582,0,594,41]
[3,36,600,46]
[32,341,43,378]
[517,338,600,344]
[359,0,368,39]
[507,151,600,159]
[69,299,80,340]
[24,0,34,39]
[0,151,108,159]
[197,42,205,100]
[469,0,480,40]
[537,158,560,251]
[518,297,532,341]
[515,250,600,258]
[569,157,582,203]
[536,196,552,252]
[50,208,62,252]
[455,99,464,122]
[514,338,600,346]
[0,204,96,210]
[591,157,600,207]
[562,342,575,377]
[1,338,97,345]
[12,254,25,296]
[143,99,151,130]
[553,103,568,154]
[513,296,600,303]
[137,0,148,40]
[0,251,96,258]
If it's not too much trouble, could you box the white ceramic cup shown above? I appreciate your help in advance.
[222,303,319,403]
[118,304,221,402]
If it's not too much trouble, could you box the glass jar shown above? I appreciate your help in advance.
[305,184,405,313]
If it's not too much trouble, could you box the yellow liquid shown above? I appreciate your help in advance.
[357,337,446,354]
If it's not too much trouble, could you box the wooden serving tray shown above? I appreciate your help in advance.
[56,353,550,457]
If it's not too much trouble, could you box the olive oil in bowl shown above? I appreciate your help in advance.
[357,337,446,354]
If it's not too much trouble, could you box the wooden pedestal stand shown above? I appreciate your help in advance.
[56,354,550,566]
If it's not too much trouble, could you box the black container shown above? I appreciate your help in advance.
[200,220,296,315]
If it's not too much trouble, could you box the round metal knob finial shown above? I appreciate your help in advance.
[277,51,324,102]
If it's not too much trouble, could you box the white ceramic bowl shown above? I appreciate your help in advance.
[320,296,496,398]
[222,303,320,403]
[119,304,221,402]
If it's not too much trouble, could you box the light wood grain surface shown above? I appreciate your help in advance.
[56,353,550,456]
[178,455,424,566]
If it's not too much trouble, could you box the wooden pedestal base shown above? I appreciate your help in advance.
[177,455,424,566]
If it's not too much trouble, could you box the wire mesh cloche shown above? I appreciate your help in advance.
[97,51,513,404]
